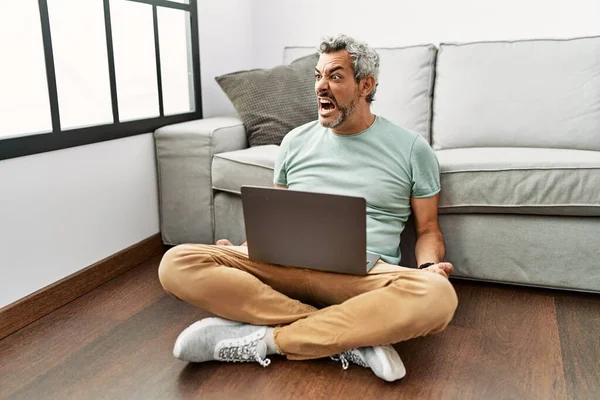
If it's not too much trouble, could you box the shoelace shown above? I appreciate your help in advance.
[331,349,368,370]
[217,331,271,368]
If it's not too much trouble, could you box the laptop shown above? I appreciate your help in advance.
[240,185,381,275]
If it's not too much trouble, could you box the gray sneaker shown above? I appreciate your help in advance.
[173,317,271,367]
[332,344,406,382]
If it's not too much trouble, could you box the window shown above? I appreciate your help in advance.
[0,0,52,139]
[48,0,114,129]
[0,0,201,161]
[157,7,195,116]
[111,0,160,121]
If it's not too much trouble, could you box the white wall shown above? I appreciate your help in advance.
[198,0,253,117]
[251,0,600,68]
[0,134,159,308]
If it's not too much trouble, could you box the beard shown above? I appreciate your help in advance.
[322,95,360,129]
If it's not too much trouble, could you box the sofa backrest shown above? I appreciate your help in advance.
[283,45,437,143]
[432,35,600,151]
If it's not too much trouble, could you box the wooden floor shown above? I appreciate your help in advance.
[1,253,599,400]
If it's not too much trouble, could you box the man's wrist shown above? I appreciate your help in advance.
[418,262,436,270]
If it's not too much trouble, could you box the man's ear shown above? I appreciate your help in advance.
[359,75,376,99]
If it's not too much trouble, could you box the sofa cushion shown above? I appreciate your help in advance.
[432,35,600,151]
[214,146,600,217]
[437,147,600,216]
[212,145,279,194]
[215,53,319,147]
[283,45,437,142]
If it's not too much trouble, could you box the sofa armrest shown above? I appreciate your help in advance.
[154,117,247,245]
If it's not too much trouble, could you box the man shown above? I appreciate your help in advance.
[158,34,457,382]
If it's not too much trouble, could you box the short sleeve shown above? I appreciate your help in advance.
[273,134,290,186]
[410,135,441,198]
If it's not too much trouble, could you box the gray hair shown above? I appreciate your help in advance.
[318,34,380,103]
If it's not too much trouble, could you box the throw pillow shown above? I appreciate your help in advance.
[216,53,319,146]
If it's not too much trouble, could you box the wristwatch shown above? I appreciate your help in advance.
[418,262,436,270]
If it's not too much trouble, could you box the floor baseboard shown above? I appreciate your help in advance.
[0,234,167,340]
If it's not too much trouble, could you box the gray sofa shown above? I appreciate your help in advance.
[154,36,600,293]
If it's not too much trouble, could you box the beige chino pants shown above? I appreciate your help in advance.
[158,244,458,360]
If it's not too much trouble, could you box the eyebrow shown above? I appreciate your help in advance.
[315,66,345,74]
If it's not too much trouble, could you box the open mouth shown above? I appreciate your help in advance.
[318,97,337,113]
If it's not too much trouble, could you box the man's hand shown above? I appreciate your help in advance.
[216,239,248,246]
[421,262,453,279]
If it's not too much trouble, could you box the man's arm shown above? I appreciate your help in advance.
[410,194,452,277]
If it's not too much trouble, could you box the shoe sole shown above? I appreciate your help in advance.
[368,345,407,382]
[173,317,242,360]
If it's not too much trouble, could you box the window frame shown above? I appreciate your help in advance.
[0,0,202,161]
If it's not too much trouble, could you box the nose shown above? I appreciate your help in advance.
[315,77,329,95]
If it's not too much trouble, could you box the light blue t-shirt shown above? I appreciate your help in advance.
[273,116,441,265]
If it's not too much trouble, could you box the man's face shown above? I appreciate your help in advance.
[314,51,360,129]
